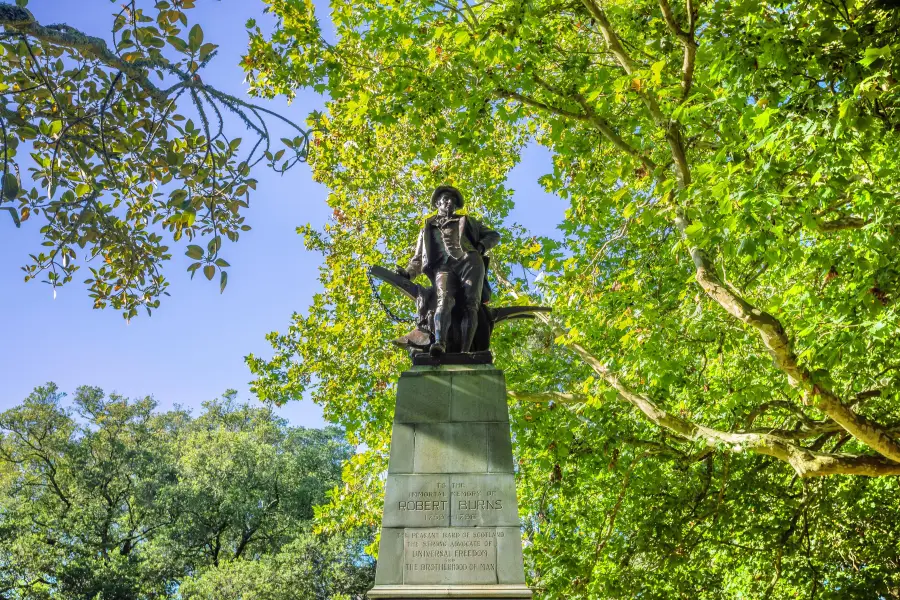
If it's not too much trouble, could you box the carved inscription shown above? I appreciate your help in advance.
[451,480,503,521]
[403,528,502,584]
[383,476,450,527]
[449,475,517,526]
[397,482,448,522]
[385,475,516,527]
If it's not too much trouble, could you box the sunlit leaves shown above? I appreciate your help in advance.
[247,0,900,595]
[0,1,311,319]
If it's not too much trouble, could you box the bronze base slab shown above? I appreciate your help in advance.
[411,351,493,366]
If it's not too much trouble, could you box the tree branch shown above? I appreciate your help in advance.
[579,0,691,184]
[497,274,900,477]
[508,390,583,404]
[745,400,822,430]
[495,75,657,174]
[658,0,697,99]
[814,215,869,232]
[585,451,648,587]
[673,209,900,464]
[493,88,589,121]
[571,91,659,173]
[579,0,638,74]
[0,4,169,103]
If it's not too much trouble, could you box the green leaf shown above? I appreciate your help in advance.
[650,60,665,85]
[199,43,218,62]
[188,24,204,51]
[2,173,19,200]
[753,107,777,130]
[170,189,188,205]
[859,45,890,68]
[219,270,228,293]
[168,36,188,52]
[1,206,20,227]
[203,264,215,280]
[185,245,204,260]
[684,222,703,238]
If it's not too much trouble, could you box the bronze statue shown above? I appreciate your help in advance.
[397,186,499,356]
[369,186,549,364]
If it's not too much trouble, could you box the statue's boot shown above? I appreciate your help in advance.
[459,307,478,353]
[430,310,449,356]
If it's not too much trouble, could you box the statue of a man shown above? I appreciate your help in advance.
[398,186,500,356]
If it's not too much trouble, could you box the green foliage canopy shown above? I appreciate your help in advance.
[0,1,310,319]
[244,0,900,596]
[0,384,374,599]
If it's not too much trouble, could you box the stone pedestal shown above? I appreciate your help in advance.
[369,365,532,600]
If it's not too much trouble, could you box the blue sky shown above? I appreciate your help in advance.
[0,0,565,426]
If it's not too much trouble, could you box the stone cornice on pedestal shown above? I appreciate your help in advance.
[369,584,533,598]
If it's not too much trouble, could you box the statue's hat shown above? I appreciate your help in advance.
[431,185,464,209]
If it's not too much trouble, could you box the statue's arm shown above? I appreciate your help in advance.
[476,220,500,253]
[404,228,426,279]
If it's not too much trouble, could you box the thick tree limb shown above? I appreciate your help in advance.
[579,0,638,73]
[498,275,900,476]
[509,392,900,441]
[579,0,900,467]
[579,0,692,185]
[673,209,900,464]
[571,92,659,173]
[0,4,170,104]
[493,88,589,121]
[815,215,869,232]
[658,0,697,98]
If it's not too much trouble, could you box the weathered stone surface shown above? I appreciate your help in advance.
[375,528,405,585]
[414,423,488,473]
[368,584,532,598]
[495,527,527,585]
[388,423,415,474]
[487,423,514,473]
[395,374,452,423]
[383,475,451,528]
[449,474,519,527]
[450,372,508,422]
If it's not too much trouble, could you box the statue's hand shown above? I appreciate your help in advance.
[396,266,411,279]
